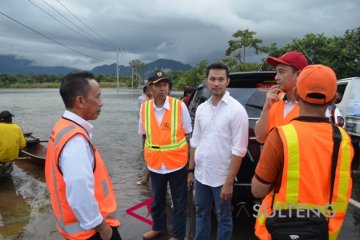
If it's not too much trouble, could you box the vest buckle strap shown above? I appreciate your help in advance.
[149,145,160,149]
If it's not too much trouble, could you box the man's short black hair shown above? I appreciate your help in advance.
[206,62,229,79]
[143,85,148,93]
[60,71,95,108]
[183,85,194,96]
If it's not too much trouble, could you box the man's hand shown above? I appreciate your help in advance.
[187,172,194,191]
[263,85,282,110]
[95,221,112,240]
[220,181,233,201]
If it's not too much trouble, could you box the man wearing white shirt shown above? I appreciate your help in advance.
[45,71,121,240]
[188,62,249,240]
[138,70,192,240]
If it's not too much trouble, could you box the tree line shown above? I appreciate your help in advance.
[1,26,359,89]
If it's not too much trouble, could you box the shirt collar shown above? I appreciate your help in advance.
[208,91,230,106]
[292,116,330,123]
[63,110,94,138]
[282,93,297,103]
[152,96,170,110]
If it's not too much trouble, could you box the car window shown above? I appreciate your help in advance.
[347,80,360,116]
[336,82,348,104]
[188,72,276,127]
[227,87,266,129]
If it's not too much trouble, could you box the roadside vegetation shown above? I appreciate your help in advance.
[1,27,358,90]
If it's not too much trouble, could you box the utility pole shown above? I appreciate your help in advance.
[131,67,134,89]
[116,48,119,93]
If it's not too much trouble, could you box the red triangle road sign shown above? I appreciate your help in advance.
[126,197,154,226]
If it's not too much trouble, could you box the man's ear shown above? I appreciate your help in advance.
[226,78,230,87]
[75,95,85,108]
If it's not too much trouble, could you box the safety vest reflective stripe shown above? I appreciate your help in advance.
[144,98,183,150]
[278,124,352,211]
[50,124,77,233]
[337,128,352,206]
[171,98,178,144]
[255,123,353,240]
[281,124,300,204]
[48,122,115,234]
[54,125,76,146]
[329,229,341,240]
[145,100,152,145]
[145,138,187,151]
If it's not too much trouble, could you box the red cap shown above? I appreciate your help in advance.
[267,51,308,70]
[296,64,337,104]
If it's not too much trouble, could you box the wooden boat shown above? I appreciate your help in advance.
[0,162,13,178]
[0,133,47,178]
[18,133,47,167]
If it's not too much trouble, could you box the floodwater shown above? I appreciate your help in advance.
[0,89,359,240]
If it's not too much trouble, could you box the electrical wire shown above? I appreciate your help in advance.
[54,0,115,49]
[39,0,99,43]
[28,0,99,45]
[0,10,99,60]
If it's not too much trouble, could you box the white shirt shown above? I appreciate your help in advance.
[59,110,103,230]
[190,91,249,187]
[138,96,192,174]
[138,94,148,110]
[283,101,297,118]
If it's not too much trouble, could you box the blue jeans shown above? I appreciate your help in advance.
[149,166,187,239]
[194,179,233,240]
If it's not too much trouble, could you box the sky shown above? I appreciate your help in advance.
[0,0,359,70]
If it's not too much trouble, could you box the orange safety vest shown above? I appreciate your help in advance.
[268,93,299,132]
[255,121,353,240]
[142,97,188,170]
[45,117,120,240]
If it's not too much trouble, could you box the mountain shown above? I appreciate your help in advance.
[0,55,78,75]
[91,64,132,75]
[91,58,192,76]
[0,55,192,76]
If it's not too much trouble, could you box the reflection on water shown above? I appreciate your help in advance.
[1,89,358,239]
[0,88,161,239]
[0,175,30,238]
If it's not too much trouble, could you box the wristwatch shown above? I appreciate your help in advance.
[187,168,194,173]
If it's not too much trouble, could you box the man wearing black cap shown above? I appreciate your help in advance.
[138,70,192,240]
[255,51,308,143]
[0,110,26,163]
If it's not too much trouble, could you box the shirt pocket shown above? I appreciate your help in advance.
[214,120,231,140]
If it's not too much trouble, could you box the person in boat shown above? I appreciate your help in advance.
[0,110,26,163]
[138,70,192,240]
[45,71,122,240]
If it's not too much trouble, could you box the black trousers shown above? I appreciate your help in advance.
[88,227,122,240]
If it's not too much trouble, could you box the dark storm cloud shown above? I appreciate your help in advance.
[0,0,359,69]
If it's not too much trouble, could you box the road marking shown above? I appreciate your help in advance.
[349,198,360,209]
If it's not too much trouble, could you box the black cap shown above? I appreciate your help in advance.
[148,70,171,85]
[0,110,14,122]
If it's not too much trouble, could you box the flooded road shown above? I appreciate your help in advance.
[0,88,359,239]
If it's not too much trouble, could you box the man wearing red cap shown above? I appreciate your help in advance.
[255,51,308,143]
[251,65,353,239]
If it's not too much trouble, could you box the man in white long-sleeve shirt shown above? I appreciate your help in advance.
[45,71,121,240]
[188,62,249,240]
